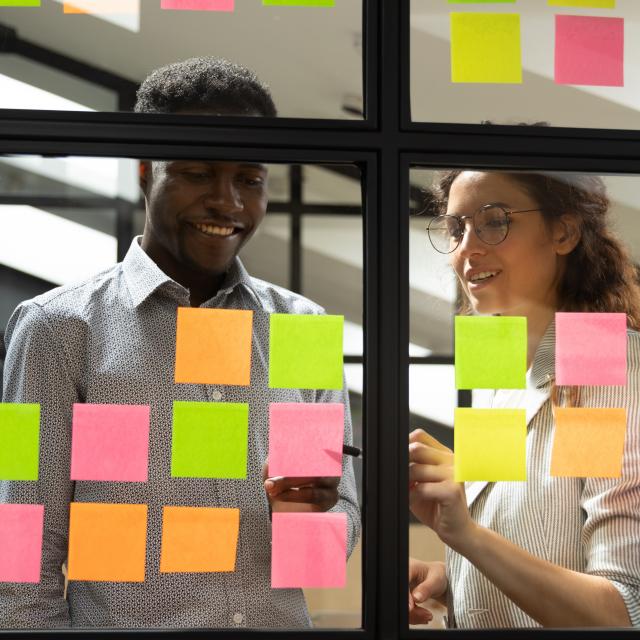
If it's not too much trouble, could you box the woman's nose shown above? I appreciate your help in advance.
[457,220,486,256]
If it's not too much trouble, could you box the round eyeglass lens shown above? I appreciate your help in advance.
[428,216,461,254]
[475,206,509,245]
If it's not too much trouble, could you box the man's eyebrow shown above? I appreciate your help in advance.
[239,163,267,171]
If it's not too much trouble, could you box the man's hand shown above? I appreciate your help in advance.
[262,462,339,512]
[409,557,448,625]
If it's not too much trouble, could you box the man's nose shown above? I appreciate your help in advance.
[202,177,243,213]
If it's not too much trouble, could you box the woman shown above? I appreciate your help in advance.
[409,170,640,628]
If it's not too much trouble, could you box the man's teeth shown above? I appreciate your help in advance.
[193,223,235,237]
[470,271,498,282]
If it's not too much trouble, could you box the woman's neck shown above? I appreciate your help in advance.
[524,305,556,369]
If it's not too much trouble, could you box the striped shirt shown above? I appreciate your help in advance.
[0,237,360,629]
[447,320,640,628]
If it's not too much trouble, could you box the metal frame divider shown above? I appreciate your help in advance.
[0,0,638,638]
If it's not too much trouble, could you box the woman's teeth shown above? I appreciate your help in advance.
[470,271,498,282]
[193,222,235,237]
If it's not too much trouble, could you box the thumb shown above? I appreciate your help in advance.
[412,570,442,604]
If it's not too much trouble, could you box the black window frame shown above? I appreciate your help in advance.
[0,1,639,638]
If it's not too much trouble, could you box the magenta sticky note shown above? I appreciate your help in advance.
[556,312,627,386]
[271,512,347,588]
[70,404,150,482]
[0,504,44,583]
[268,403,344,478]
[160,0,234,10]
[555,15,623,87]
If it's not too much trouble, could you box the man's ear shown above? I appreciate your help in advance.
[139,161,151,195]
[553,214,581,256]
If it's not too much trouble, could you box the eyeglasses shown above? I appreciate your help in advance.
[426,204,542,254]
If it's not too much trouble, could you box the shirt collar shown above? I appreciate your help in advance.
[122,237,254,308]
[528,318,556,390]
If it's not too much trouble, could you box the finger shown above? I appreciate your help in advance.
[409,463,451,484]
[409,442,451,465]
[262,461,269,482]
[266,476,339,495]
[412,567,446,603]
[409,480,461,505]
[409,429,451,452]
[409,606,433,625]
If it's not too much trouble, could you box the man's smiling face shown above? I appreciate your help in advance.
[140,159,268,279]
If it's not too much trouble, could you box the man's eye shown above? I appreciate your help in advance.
[239,176,264,187]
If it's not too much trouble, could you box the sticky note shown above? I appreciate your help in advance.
[70,404,150,482]
[555,15,623,87]
[174,307,253,386]
[450,13,522,84]
[161,0,233,10]
[549,1,615,7]
[268,403,344,477]
[63,0,137,12]
[0,504,44,583]
[271,512,347,588]
[263,0,334,6]
[455,316,527,389]
[160,506,240,573]
[269,314,343,390]
[449,0,515,3]
[551,408,625,478]
[0,403,40,481]
[454,408,527,481]
[0,1,40,6]
[555,312,626,385]
[67,502,147,582]
[171,401,248,478]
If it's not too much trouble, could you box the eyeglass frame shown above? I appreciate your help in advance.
[426,204,543,254]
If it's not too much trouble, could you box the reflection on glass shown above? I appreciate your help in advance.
[408,168,640,629]
[0,156,363,629]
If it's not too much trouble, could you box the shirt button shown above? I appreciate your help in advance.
[212,390,223,401]
[232,612,244,625]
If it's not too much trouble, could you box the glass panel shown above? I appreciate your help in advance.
[0,2,363,119]
[411,0,640,129]
[408,167,640,630]
[0,156,363,631]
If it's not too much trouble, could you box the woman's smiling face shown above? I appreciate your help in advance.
[447,171,567,317]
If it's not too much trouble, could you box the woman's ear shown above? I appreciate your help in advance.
[553,214,581,256]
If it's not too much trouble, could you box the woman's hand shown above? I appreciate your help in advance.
[408,557,448,625]
[409,429,476,550]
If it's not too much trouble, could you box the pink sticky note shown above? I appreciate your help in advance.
[0,504,44,583]
[70,404,150,482]
[555,15,623,87]
[268,403,344,478]
[160,0,234,10]
[271,512,346,588]
[556,312,627,385]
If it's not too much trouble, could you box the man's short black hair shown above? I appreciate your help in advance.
[134,57,277,117]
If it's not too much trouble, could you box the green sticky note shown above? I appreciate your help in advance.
[263,0,334,5]
[0,404,40,480]
[548,0,615,7]
[455,316,526,389]
[171,402,248,478]
[0,0,40,5]
[454,408,526,481]
[451,12,522,84]
[269,314,343,390]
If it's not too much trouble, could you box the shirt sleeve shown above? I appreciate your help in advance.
[0,301,78,628]
[580,334,640,628]
[315,376,362,558]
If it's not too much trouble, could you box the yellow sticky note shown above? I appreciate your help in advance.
[548,1,615,8]
[451,13,522,84]
[454,408,526,482]
[551,408,626,478]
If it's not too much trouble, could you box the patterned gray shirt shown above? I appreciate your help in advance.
[0,238,360,630]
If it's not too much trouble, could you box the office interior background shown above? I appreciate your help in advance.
[0,0,639,632]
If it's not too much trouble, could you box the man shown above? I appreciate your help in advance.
[0,58,360,629]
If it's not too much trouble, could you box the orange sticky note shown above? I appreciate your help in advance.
[551,408,626,478]
[160,506,239,573]
[67,503,147,582]
[63,0,137,12]
[174,307,253,386]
